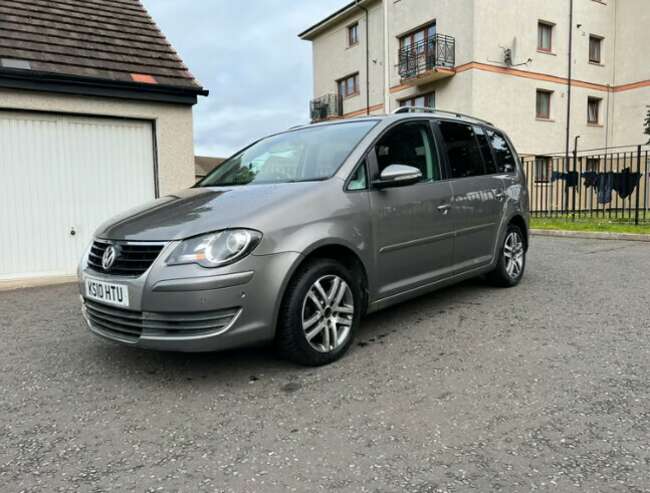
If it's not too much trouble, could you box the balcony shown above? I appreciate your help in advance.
[310,93,343,123]
[398,34,456,86]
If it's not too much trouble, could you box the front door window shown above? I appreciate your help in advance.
[375,121,441,182]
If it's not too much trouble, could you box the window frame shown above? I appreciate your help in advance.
[589,34,603,64]
[365,118,445,188]
[536,89,552,120]
[534,156,552,184]
[537,21,554,53]
[586,157,601,172]
[348,22,359,47]
[434,119,490,180]
[587,97,602,125]
[485,128,518,175]
[337,73,360,99]
[399,92,436,109]
[345,158,369,192]
[398,22,437,51]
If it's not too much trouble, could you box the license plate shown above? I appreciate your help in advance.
[85,278,130,308]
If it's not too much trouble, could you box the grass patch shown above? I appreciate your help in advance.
[531,216,650,234]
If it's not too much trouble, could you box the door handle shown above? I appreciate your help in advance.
[437,204,451,214]
[495,191,506,201]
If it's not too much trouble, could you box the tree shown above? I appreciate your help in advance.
[645,106,650,144]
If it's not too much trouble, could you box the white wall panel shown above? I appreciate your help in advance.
[0,111,155,280]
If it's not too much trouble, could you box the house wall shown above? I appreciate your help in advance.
[387,0,474,94]
[610,0,650,147]
[311,0,384,117]
[0,88,195,196]
[305,0,649,156]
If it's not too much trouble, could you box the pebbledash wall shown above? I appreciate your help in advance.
[301,0,650,157]
[0,88,196,195]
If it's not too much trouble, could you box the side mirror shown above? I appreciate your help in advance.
[372,164,423,189]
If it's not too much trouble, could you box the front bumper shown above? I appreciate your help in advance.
[79,245,300,352]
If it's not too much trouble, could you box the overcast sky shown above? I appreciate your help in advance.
[140,0,349,158]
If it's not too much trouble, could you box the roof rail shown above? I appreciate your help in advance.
[392,106,494,126]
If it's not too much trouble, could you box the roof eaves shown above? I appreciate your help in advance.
[0,67,209,104]
[298,1,360,40]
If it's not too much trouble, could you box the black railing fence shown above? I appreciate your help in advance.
[310,93,343,123]
[398,34,456,80]
[522,145,650,225]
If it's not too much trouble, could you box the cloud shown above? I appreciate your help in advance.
[140,0,349,157]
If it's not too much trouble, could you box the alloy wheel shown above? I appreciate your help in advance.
[301,275,354,353]
[504,231,525,280]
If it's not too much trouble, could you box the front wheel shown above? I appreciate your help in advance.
[276,259,362,366]
[487,224,526,287]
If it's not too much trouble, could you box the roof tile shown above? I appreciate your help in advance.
[0,0,205,94]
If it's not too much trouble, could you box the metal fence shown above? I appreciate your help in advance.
[522,145,650,225]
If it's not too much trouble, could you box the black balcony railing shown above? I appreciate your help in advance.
[398,34,456,80]
[310,93,343,122]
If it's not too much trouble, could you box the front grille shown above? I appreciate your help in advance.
[83,299,241,342]
[88,240,165,277]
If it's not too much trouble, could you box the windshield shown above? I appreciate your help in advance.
[198,120,377,187]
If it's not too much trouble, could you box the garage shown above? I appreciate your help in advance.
[0,112,156,280]
[0,0,207,284]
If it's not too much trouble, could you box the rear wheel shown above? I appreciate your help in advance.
[487,224,526,287]
[276,259,361,366]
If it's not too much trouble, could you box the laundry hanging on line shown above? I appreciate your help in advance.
[582,168,642,204]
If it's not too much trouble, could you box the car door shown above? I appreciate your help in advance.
[369,120,455,299]
[435,120,505,270]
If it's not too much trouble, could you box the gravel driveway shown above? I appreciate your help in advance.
[1,237,649,492]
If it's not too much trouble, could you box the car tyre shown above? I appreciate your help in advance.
[487,223,526,287]
[276,258,362,366]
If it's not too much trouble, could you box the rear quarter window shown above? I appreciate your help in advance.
[486,129,517,174]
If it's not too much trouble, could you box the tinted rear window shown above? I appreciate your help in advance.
[438,121,486,179]
[487,129,517,173]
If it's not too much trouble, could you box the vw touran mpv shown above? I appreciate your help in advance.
[79,108,529,366]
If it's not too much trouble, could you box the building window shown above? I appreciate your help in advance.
[586,158,601,172]
[588,97,602,124]
[399,92,435,108]
[338,73,359,98]
[538,22,553,52]
[536,90,552,119]
[589,35,603,63]
[399,22,436,51]
[348,23,359,47]
[534,156,552,183]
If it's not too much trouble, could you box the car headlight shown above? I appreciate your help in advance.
[166,229,262,268]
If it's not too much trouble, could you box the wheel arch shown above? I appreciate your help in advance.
[507,214,529,251]
[272,241,371,337]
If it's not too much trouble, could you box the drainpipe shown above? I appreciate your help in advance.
[564,0,574,171]
[356,0,371,115]
[383,0,390,113]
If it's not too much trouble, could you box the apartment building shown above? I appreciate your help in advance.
[299,0,650,157]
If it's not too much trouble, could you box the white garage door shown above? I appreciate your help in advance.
[0,111,156,281]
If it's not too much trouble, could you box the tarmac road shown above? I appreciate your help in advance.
[1,236,649,492]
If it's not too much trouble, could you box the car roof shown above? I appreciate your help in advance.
[296,109,501,133]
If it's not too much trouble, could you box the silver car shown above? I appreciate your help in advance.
[79,108,529,366]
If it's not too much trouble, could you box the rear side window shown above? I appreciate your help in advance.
[438,121,486,179]
[473,126,497,174]
[486,129,517,173]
